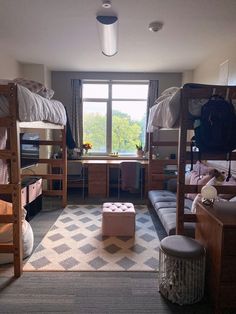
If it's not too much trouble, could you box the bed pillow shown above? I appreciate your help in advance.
[205,174,236,200]
[192,161,214,175]
[230,195,236,202]
[13,78,44,93]
[13,78,54,99]
[37,87,54,99]
[186,171,213,200]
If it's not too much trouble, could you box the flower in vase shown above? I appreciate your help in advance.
[82,142,92,154]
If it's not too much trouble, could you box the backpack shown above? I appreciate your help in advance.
[191,95,236,180]
[193,95,236,153]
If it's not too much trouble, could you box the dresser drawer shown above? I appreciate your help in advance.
[88,183,106,196]
[223,229,236,255]
[27,178,43,203]
[221,256,236,282]
[28,182,37,203]
[35,178,42,198]
[89,165,107,178]
[219,284,236,308]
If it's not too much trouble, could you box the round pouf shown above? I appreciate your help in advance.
[158,235,205,305]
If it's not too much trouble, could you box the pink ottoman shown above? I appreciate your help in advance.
[102,202,136,236]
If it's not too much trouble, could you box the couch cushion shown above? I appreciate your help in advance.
[148,190,176,205]
[158,211,195,237]
[148,189,195,237]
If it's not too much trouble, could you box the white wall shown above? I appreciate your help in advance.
[0,52,20,79]
[51,71,182,106]
[182,70,193,85]
[193,41,236,85]
[19,63,52,87]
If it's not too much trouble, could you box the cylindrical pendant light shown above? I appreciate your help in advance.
[96,16,118,57]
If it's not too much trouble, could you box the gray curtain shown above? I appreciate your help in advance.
[144,80,159,152]
[70,79,83,148]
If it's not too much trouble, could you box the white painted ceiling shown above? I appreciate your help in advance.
[0,0,236,72]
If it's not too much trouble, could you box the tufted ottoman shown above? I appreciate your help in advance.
[102,202,136,236]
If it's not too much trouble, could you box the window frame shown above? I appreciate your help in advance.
[82,80,149,156]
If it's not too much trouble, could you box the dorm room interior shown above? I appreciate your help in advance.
[1,1,236,313]
[1,77,236,312]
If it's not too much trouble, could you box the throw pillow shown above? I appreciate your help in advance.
[13,78,44,93]
[191,193,202,213]
[186,171,213,200]
[192,161,214,175]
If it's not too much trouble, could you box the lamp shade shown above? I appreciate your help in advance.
[96,16,118,57]
[201,185,218,200]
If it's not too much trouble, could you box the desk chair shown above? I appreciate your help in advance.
[118,162,143,200]
[67,162,85,199]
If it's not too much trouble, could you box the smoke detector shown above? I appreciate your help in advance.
[148,21,163,32]
[102,0,112,8]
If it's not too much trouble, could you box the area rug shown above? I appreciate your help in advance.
[24,204,160,271]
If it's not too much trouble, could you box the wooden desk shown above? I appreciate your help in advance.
[195,201,236,313]
[68,159,148,198]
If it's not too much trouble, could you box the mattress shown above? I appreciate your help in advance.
[0,84,66,125]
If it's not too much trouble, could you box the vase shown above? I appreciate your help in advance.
[84,149,88,155]
[137,149,144,158]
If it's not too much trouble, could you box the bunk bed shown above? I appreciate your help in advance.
[148,83,236,235]
[0,82,67,277]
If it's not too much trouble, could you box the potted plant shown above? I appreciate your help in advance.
[136,143,144,158]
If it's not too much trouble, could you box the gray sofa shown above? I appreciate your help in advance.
[148,184,196,237]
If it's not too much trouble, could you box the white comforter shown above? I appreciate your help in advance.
[147,88,181,132]
[0,84,66,125]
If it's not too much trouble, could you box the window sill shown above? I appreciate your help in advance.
[81,156,148,161]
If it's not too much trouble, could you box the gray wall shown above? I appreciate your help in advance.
[51,71,182,106]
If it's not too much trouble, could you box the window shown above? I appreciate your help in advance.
[82,81,148,155]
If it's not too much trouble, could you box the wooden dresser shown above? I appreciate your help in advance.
[195,201,236,313]
[88,163,107,197]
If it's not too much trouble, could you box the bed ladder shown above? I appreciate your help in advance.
[0,83,22,277]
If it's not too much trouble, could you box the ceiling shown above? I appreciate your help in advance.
[0,0,236,72]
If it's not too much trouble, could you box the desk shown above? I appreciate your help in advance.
[68,159,148,198]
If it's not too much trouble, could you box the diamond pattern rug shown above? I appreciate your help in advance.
[24,205,160,271]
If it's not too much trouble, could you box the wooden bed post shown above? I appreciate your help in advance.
[176,87,189,235]
[9,84,23,277]
[61,127,67,208]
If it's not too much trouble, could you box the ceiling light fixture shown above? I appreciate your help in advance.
[96,15,118,57]
[148,21,163,32]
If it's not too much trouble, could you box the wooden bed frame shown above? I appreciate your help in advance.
[148,84,236,235]
[0,83,67,277]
